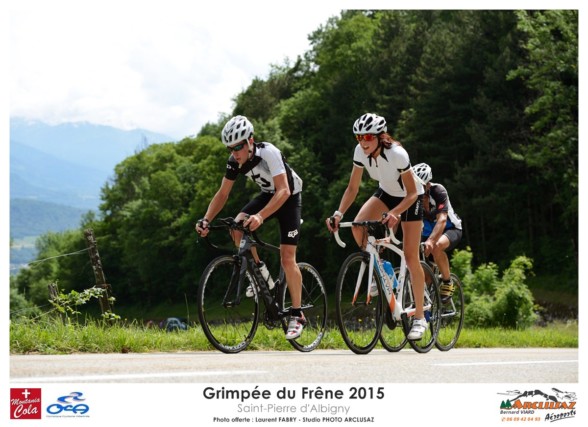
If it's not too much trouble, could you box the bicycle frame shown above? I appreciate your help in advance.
[204,218,288,322]
[334,221,432,322]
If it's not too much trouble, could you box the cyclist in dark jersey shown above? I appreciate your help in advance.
[413,163,463,303]
[195,115,305,339]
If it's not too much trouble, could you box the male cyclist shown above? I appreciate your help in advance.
[195,116,306,339]
[412,163,463,303]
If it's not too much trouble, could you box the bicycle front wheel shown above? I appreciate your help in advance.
[403,262,441,353]
[197,255,259,353]
[281,262,328,352]
[380,267,408,352]
[336,252,384,354]
[435,273,465,351]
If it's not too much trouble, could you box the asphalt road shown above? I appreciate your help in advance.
[10,348,578,383]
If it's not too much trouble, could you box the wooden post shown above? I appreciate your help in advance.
[48,282,64,323]
[84,228,112,314]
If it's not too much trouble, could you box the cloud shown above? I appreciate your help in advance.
[9,0,341,139]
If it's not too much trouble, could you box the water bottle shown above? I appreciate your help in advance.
[382,260,397,290]
[258,262,275,290]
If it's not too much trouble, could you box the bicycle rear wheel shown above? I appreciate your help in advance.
[379,267,408,352]
[335,252,384,354]
[435,273,465,351]
[280,262,328,352]
[402,262,441,353]
[197,255,259,353]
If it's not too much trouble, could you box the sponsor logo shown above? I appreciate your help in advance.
[46,391,90,418]
[287,229,299,238]
[10,388,42,419]
[498,388,576,423]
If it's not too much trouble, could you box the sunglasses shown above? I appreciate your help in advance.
[227,141,247,153]
[355,134,377,142]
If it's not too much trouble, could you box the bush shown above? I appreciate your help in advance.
[452,248,537,329]
[491,256,537,328]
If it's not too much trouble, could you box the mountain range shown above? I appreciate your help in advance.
[9,118,174,268]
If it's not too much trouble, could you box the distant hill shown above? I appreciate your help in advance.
[10,118,174,209]
[9,118,174,268]
[10,199,88,239]
[10,141,106,209]
[10,117,174,174]
[10,199,89,272]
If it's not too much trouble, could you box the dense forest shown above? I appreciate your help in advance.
[12,10,577,311]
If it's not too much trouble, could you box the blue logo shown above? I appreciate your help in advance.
[46,392,90,417]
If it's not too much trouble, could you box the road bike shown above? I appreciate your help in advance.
[332,220,441,354]
[420,244,465,351]
[197,217,327,353]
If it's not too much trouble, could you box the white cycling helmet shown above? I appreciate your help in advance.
[412,163,433,185]
[353,113,387,135]
[221,115,254,146]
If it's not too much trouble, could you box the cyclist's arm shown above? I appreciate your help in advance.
[388,169,418,219]
[202,177,235,222]
[337,165,363,216]
[426,211,448,245]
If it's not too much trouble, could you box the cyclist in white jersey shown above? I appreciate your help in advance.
[326,113,428,341]
[195,115,305,340]
[413,163,463,303]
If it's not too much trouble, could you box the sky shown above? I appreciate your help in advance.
[8,0,344,140]
[8,0,584,140]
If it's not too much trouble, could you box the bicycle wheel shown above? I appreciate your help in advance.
[402,262,441,353]
[379,267,408,352]
[197,255,259,353]
[280,262,328,352]
[335,252,384,354]
[435,273,465,351]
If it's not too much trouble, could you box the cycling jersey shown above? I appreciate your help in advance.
[353,143,424,197]
[422,182,462,237]
[225,142,303,194]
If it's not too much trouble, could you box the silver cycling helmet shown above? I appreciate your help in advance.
[412,163,433,185]
[353,113,387,135]
[221,115,254,146]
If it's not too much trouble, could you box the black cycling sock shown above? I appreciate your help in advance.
[290,308,302,317]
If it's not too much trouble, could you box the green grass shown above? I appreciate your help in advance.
[10,317,578,355]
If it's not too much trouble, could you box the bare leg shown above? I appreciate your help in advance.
[281,244,301,308]
[432,235,451,281]
[402,221,425,318]
[352,197,388,248]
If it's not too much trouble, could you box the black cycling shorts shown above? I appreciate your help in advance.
[241,192,302,245]
[421,228,462,252]
[372,187,423,222]
[444,228,462,252]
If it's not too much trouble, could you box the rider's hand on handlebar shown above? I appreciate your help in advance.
[243,213,263,231]
[381,211,400,228]
[195,218,210,237]
[326,215,340,233]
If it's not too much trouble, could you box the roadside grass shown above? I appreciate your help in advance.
[10,317,578,355]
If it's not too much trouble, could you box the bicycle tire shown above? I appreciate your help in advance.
[379,266,408,352]
[280,262,328,352]
[335,252,384,354]
[197,255,259,353]
[435,273,465,351]
[402,261,441,353]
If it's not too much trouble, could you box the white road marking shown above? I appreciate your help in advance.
[434,359,577,367]
[11,370,267,383]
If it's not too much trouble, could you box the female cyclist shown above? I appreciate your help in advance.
[326,113,427,340]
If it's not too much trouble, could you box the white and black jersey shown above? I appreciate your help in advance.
[353,143,424,197]
[225,142,303,194]
[423,182,462,233]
